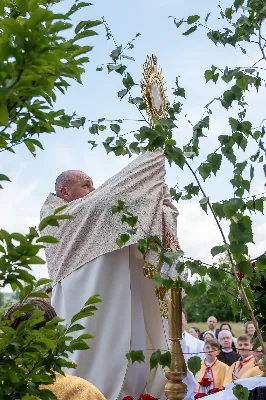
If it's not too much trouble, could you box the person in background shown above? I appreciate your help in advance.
[200,316,219,340]
[195,338,228,395]
[203,331,216,342]
[189,327,201,340]
[219,322,237,346]
[5,298,106,400]
[245,321,256,336]
[217,330,239,366]
[223,334,256,386]
[182,311,205,360]
[241,344,265,379]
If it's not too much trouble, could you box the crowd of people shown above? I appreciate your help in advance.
[182,314,262,397]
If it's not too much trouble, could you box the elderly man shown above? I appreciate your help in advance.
[217,330,239,366]
[200,316,219,340]
[40,151,180,400]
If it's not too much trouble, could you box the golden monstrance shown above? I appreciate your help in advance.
[140,54,168,126]
[141,55,187,400]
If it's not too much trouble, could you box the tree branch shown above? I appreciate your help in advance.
[185,159,266,354]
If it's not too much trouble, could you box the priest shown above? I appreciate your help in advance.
[40,150,184,400]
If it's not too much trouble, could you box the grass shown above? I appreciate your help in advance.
[187,322,243,338]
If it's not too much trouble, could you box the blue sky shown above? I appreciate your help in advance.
[0,0,265,282]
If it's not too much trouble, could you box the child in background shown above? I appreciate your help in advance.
[195,339,228,395]
[224,334,256,385]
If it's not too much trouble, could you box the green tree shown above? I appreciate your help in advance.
[0,1,102,398]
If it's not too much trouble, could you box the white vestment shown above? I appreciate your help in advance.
[52,245,168,400]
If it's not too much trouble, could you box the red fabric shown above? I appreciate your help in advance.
[194,394,208,399]
[208,387,225,395]
[139,395,159,400]
[198,377,213,387]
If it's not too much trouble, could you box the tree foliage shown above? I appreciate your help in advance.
[0,1,102,398]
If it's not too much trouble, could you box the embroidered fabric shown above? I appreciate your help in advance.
[40,151,179,285]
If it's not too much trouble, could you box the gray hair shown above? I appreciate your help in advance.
[218,329,232,343]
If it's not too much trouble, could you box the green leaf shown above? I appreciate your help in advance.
[205,70,213,83]
[110,124,121,134]
[110,45,122,62]
[123,73,135,90]
[36,278,52,287]
[183,26,197,35]
[0,174,10,182]
[85,294,102,306]
[250,165,254,182]
[198,163,211,180]
[174,19,184,29]
[126,350,145,364]
[237,261,253,277]
[24,139,36,157]
[230,242,248,261]
[67,323,85,333]
[150,350,160,370]
[211,244,229,257]
[28,256,46,265]
[199,197,209,214]
[234,0,245,10]
[0,103,9,126]
[187,356,202,376]
[70,340,90,350]
[75,20,102,34]
[187,15,200,24]
[118,89,127,98]
[27,138,43,150]
[212,202,225,219]
[159,351,171,369]
[71,305,98,324]
[223,198,244,218]
[207,153,222,175]
[234,161,247,175]
[205,13,211,22]
[233,384,249,400]
[229,216,253,244]
[170,188,182,203]
[36,236,59,244]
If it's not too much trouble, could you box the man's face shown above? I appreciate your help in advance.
[238,339,252,359]
[62,173,94,202]
[204,343,219,363]
[207,317,217,330]
[219,331,232,349]
[182,312,187,332]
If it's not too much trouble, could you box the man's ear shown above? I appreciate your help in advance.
[60,186,69,201]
